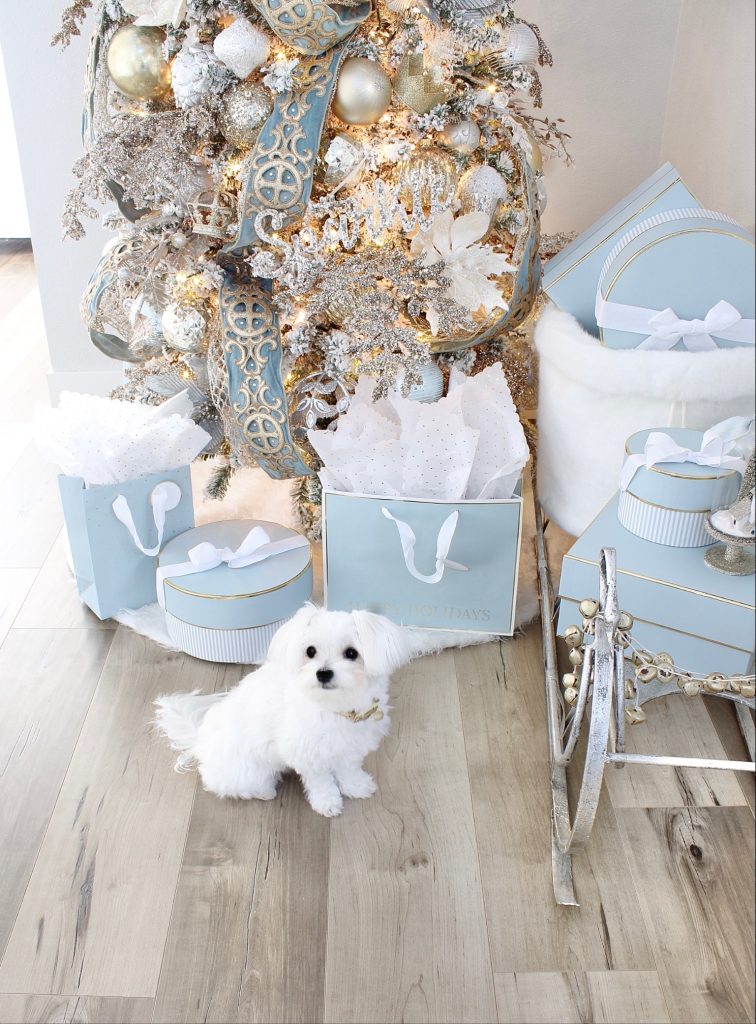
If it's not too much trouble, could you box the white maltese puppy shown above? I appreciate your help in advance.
[154,606,410,817]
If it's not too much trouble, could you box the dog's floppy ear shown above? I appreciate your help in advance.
[352,610,411,678]
[266,603,317,666]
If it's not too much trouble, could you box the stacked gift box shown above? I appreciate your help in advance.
[557,421,755,678]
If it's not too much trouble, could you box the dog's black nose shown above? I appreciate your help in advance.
[316,668,334,685]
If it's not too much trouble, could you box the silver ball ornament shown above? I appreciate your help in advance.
[439,120,481,155]
[219,81,273,148]
[332,57,392,126]
[106,24,172,102]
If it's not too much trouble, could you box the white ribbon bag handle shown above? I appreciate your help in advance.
[382,508,469,585]
[111,480,182,557]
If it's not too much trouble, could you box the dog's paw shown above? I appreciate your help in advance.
[310,793,344,817]
[338,770,377,799]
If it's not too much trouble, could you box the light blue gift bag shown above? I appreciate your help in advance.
[322,487,523,634]
[59,467,194,620]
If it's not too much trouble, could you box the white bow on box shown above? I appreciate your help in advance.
[156,525,310,608]
[595,296,755,352]
[620,416,755,491]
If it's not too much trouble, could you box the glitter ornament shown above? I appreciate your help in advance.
[397,147,458,219]
[458,165,509,224]
[162,302,208,353]
[497,22,540,67]
[106,25,171,102]
[332,57,392,126]
[219,81,273,148]
[213,17,270,79]
[439,120,481,155]
[171,43,231,110]
[393,52,449,115]
[314,131,364,194]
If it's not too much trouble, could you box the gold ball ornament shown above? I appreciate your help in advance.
[332,58,392,126]
[439,120,481,155]
[219,81,273,149]
[313,131,364,194]
[106,25,172,102]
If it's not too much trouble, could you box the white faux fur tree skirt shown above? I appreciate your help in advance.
[535,306,756,537]
[115,460,553,663]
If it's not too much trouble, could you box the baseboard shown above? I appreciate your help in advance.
[47,367,125,402]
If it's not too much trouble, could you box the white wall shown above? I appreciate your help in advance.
[0,45,30,238]
[0,1,753,395]
[517,0,683,235]
[662,0,755,231]
[0,1,122,397]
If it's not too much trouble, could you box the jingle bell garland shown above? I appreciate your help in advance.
[562,600,756,719]
[56,0,569,497]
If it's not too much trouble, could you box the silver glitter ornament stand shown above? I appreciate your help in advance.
[703,518,755,575]
[534,494,755,908]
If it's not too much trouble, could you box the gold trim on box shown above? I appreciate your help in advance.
[563,552,754,610]
[544,178,684,289]
[621,489,713,515]
[163,558,313,601]
[322,489,523,636]
[600,227,755,345]
[560,596,751,654]
[166,611,290,631]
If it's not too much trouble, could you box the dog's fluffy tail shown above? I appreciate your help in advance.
[153,690,228,771]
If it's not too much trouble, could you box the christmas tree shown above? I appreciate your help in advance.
[55,0,568,523]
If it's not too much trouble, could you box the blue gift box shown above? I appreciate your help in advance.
[322,486,523,634]
[158,519,313,663]
[557,494,755,677]
[595,208,755,351]
[618,427,743,547]
[542,163,698,335]
[59,467,195,620]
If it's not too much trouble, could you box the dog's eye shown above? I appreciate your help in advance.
[306,645,317,659]
[344,647,359,661]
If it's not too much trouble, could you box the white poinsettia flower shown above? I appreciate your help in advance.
[121,0,187,27]
[410,209,515,333]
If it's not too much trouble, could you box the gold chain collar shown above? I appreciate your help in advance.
[337,700,385,724]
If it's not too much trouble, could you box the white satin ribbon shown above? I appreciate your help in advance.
[111,480,182,557]
[382,508,468,585]
[595,295,755,352]
[619,415,754,491]
[156,525,310,608]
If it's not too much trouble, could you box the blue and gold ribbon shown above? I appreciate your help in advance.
[250,0,370,56]
[220,270,313,479]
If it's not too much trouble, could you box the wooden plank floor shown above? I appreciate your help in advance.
[0,240,753,1023]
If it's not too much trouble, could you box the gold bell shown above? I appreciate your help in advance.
[618,611,634,630]
[683,680,701,697]
[625,707,647,724]
[564,686,578,705]
[636,664,657,684]
[579,598,599,618]
[633,649,652,668]
[654,652,674,666]
[568,648,584,667]
[740,682,755,699]
[656,664,677,685]
[704,673,726,694]
[624,679,636,700]
[563,624,583,649]
[562,672,576,689]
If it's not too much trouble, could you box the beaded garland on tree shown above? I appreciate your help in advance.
[55,0,569,504]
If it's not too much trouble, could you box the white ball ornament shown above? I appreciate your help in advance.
[162,302,208,353]
[439,120,481,155]
[213,17,270,79]
[332,57,392,126]
[458,164,509,223]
